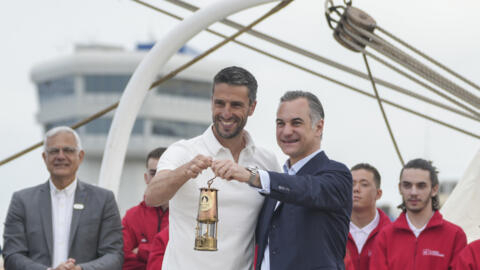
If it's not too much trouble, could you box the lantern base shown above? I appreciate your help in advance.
[194,236,217,251]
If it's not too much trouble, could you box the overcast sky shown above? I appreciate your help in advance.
[1,0,479,238]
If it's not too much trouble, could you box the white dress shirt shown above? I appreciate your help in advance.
[349,209,380,253]
[49,179,77,268]
[157,127,280,270]
[258,149,322,270]
[406,212,429,238]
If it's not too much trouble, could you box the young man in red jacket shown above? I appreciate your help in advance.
[454,239,480,270]
[122,148,169,270]
[346,163,391,270]
[371,158,466,270]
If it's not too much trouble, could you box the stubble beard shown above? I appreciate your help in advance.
[213,116,247,139]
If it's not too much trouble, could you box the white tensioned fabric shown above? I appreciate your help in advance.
[98,0,279,196]
[441,148,480,243]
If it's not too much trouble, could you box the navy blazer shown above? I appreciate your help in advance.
[256,151,352,270]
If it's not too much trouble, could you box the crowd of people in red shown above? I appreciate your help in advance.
[123,149,480,270]
[343,160,479,270]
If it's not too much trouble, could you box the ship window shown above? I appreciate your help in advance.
[84,74,131,93]
[44,118,78,132]
[85,117,144,135]
[152,119,208,138]
[37,76,75,104]
[156,78,211,99]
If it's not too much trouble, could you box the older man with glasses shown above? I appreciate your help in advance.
[2,126,123,270]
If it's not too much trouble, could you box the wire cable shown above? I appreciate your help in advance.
[0,0,292,167]
[377,25,480,92]
[363,53,405,166]
[161,0,479,121]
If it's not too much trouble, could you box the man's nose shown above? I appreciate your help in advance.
[56,149,67,159]
[282,123,294,135]
[220,104,233,118]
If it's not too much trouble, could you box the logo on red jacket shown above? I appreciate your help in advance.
[422,249,445,258]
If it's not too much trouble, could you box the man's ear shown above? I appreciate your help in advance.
[315,119,324,137]
[248,100,257,116]
[78,150,85,163]
[376,188,383,200]
[431,184,439,197]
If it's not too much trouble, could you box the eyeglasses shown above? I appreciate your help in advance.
[45,147,78,156]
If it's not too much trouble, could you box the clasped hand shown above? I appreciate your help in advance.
[52,258,82,270]
[185,155,250,183]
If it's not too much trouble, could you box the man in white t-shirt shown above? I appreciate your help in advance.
[144,66,280,270]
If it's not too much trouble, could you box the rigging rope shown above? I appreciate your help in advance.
[342,14,480,112]
[362,53,405,166]
[365,51,480,119]
[0,0,292,167]
[376,25,480,93]
[2,0,478,168]
[162,0,479,122]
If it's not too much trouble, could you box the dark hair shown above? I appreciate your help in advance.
[146,147,166,167]
[280,90,324,128]
[351,163,381,188]
[398,158,440,211]
[213,66,257,104]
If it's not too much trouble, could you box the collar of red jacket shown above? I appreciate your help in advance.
[394,210,444,232]
[348,208,392,241]
[140,200,169,213]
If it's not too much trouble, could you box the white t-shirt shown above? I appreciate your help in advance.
[157,127,280,270]
[349,209,380,253]
[406,212,429,238]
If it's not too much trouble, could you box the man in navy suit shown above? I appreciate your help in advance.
[212,90,352,270]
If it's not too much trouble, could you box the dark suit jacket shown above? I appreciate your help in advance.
[256,151,352,270]
[2,180,123,270]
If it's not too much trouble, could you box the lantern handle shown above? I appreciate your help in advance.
[207,176,216,188]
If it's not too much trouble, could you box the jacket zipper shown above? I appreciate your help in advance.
[413,237,418,270]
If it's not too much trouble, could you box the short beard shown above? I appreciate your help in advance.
[404,197,431,213]
[213,116,247,139]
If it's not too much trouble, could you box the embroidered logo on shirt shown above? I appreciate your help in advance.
[422,249,445,258]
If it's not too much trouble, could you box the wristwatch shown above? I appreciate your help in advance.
[246,166,259,187]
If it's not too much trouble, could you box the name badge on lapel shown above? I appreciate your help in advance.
[73,203,84,210]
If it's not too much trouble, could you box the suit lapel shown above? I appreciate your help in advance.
[265,197,278,215]
[69,181,88,252]
[262,197,280,233]
[40,181,54,259]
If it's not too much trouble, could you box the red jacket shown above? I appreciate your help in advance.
[453,239,480,270]
[146,227,169,270]
[370,211,466,270]
[122,201,169,270]
[346,208,391,270]
[344,248,355,270]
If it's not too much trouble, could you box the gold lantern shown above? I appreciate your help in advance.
[194,177,218,251]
